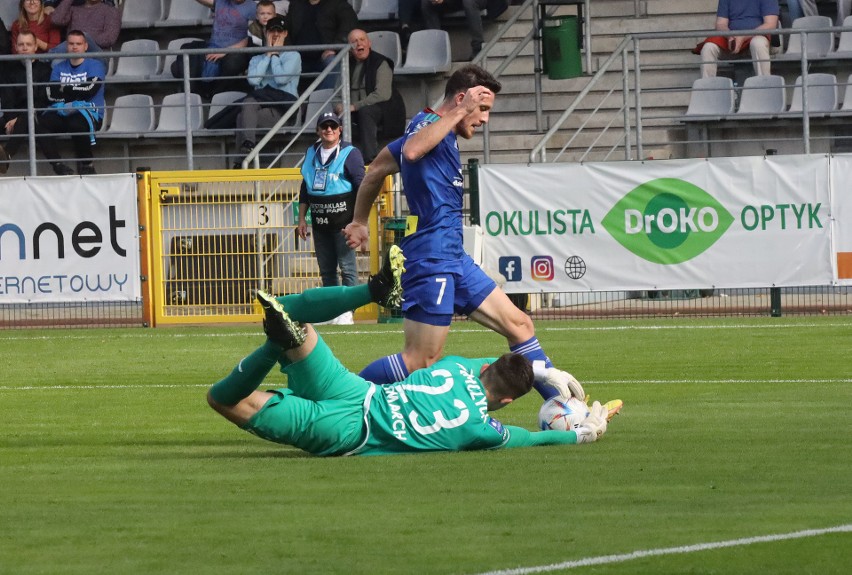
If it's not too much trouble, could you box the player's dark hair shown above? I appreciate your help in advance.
[444,65,502,100]
[484,353,533,400]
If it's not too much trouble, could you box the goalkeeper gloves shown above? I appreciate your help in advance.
[532,361,586,400]
[574,401,608,444]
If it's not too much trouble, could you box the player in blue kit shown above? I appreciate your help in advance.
[344,65,583,401]
[206,288,612,456]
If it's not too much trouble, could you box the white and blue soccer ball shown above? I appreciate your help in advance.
[538,396,590,431]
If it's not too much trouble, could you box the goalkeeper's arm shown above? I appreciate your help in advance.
[500,401,609,448]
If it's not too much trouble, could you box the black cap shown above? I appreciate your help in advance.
[266,15,288,32]
[317,111,342,128]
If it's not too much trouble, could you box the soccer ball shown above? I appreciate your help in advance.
[538,396,590,431]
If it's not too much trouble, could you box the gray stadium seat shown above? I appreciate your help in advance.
[207,91,247,120]
[1,2,17,31]
[368,30,402,69]
[154,37,203,82]
[355,0,399,21]
[685,77,735,118]
[303,89,336,129]
[155,93,204,134]
[121,0,164,28]
[776,16,834,60]
[103,94,156,136]
[159,0,214,27]
[786,73,838,115]
[735,75,786,117]
[109,39,161,81]
[396,30,452,75]
[833,16,852,58]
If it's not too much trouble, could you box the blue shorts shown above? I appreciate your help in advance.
[401,254,496,326]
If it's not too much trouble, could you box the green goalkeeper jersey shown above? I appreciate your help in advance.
[353,355,580,455]
[356,356,509,455]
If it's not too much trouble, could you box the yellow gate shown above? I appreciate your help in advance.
[137,169,387,326]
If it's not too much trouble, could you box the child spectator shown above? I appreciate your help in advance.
[249,0,279,47]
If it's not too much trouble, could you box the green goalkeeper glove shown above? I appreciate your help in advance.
[574,401,608,444]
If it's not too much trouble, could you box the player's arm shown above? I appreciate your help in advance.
[401,107,467,162]
[344,143,401,249]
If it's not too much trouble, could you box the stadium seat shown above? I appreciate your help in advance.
[303,89,336,128]
[159,0,214,27]
[207,91,248,120]
[109,39,161,82]
[103,94,156,136]
[120,0,164,28]
[1,3,17,30]
[684,77,735,118]
[840,73,852,113]
[355,0,399,21]
[155,93,204,134]
[368,30,402,69]
[786,73,838,116]
[735,75,786,117]
[395,30,452,75]
[833,16,852,58]
[154,37,203,82]
[776,16,834,61]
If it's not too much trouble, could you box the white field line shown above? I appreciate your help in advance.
[1,378,849,392]
[0,378,852,391]
[470,524,852,575]
[2,321,851,342]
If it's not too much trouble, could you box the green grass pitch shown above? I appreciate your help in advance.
[1,317,850,574]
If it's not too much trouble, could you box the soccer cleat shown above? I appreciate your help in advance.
[256,290,307,350]
[368,245,405,308]
[604,399,623,422]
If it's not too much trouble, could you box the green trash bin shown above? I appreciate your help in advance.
[378,217,407,324]
[542,16,582,80]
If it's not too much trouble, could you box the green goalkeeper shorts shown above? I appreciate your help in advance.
[242,334,372,457]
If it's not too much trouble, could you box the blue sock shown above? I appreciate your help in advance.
[510,336,556,400]
[359,353,409,384]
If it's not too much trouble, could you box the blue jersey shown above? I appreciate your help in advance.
[397,109,466,261]
[51,59,106,117]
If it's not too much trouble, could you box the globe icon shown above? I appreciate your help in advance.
[564,256,586,279]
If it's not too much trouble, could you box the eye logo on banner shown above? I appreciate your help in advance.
[601,178,735,264]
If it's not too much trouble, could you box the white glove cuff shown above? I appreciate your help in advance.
[532,360,548,382]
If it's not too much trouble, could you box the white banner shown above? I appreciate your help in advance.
[480,156,834,292]
[0,175,141,303]
[830,155,852,285]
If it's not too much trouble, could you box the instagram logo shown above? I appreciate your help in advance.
[531,255,554,281]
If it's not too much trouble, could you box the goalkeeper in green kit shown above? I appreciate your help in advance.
[207,248,613,456]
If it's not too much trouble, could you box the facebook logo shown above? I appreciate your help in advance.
[498,256,522,282]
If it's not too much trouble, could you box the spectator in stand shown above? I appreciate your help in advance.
[0,31,53,175]
[397,0,422,51]
[420,0,509,60]
[39,29,105,175]
[333,29,405,164]
[42,0,115,14]
[0,19,9,59]
[234,15,301,166]
[49,0,121,55]
[248,0,279,47]
[172,0,257,98]
[287,0,358,91]
[12,0,61,54]
[695,0,779,78]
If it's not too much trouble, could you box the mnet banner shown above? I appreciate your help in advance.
[480,156,834,293]
[0,175,141,303]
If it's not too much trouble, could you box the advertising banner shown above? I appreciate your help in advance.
[830,155,852,285]
[0,175,141,303]
[480,156,834,293]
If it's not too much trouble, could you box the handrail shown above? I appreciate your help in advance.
[528,24,850,164]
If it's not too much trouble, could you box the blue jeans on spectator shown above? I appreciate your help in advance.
[313,227,358,287]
